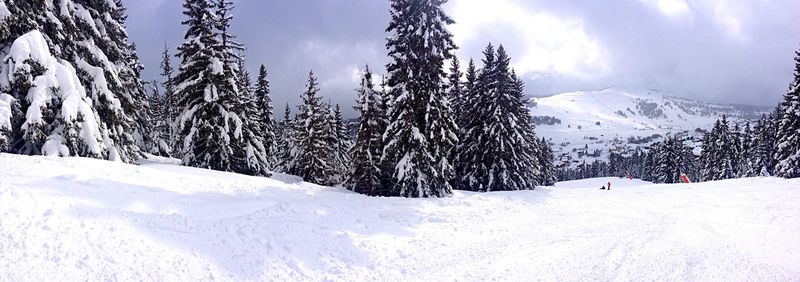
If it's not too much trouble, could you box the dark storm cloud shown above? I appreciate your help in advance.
[125,0,800,118]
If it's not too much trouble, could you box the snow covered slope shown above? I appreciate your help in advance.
[529,88,771,167]
[2,154,799,280]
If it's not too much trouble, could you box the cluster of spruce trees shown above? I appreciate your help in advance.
[559,46,800,183]
[345,0,555,197]
[275,71,353,186]
[138,0,277,177]
[450,45,557,192]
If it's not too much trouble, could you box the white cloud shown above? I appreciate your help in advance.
[637,0,691,18]
[702,0,747,40]
[656,0,690,17]
[448,0,608,79]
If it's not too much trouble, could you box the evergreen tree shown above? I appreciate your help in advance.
[461,59,478,128]
[640,152,652,182]
[452,58,478,185]
[348,66,392,196]
[332,104,352,184]
[700,128,718,181]
[215,0,270,176]
[160,44,178,154]
[255,65,278,169]
[767,109,782,173]
[651,142,668,183]
[456,44,540,191]
[146,80,172,157]
[651,137,690,184]
[383,0,459,197]
[173,0,264,175]
[701,116,736,181]
[0,0,148,162]
[85,0,149,163]
[292,71,337,185]
[730,123,742,177]
[1,31,106,158]
[447,56,465,128]
[739,122,757,177]
[231,58,270,176]
[774,46,800,178]
[537,137,557,186]
[173,0,223,166]
[510,69,545,183]
[215,0,244,66]
[235,60,255,111]
[455,45,497,191]
[717,116,736,179]
[276,103,299,173]
[753,115,777,176]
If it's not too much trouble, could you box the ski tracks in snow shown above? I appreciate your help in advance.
[1,155,800,280]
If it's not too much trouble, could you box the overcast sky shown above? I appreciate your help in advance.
[125,0,800,117]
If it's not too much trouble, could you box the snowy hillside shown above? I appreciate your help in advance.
[529,88,771,167]
[1,153,799,280]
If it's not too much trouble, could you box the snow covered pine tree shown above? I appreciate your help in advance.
[383,0,459,198]
[348,66,392,196]
[331,104,353,184]
[276,103,300,173]
[255,65,278,169]
[146,79,172,157]
[291,71,337,186]
[0,0,147,162]
[456,44,541,191]
[172,0,268,176]
[774,45,800,178]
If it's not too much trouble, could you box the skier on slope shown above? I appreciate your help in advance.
[608,181,611,190]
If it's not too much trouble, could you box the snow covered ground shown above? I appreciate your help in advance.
[1,153,799,281]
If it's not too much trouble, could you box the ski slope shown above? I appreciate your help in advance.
[1,153,799,281]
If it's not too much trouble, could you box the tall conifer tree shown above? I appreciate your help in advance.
[255,65,278,168]
[292,71,336,185]
[383,0,459,197]
[348,66,391,195]
[774,46,800,178]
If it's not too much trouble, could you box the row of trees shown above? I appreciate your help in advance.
[0,0,557,196]
[559,112,786,183]
[144,0,556,197]
[3,0,795,192]
[558,46,800,183]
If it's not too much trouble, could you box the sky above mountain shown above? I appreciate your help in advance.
[125,0,800,117]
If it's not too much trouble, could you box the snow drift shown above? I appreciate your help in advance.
[1,153,799,280]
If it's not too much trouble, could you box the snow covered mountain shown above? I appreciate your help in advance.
[528,88,772,168]
[2,153,799,280]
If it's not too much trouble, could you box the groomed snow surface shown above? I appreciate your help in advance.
[1,153,799,281]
